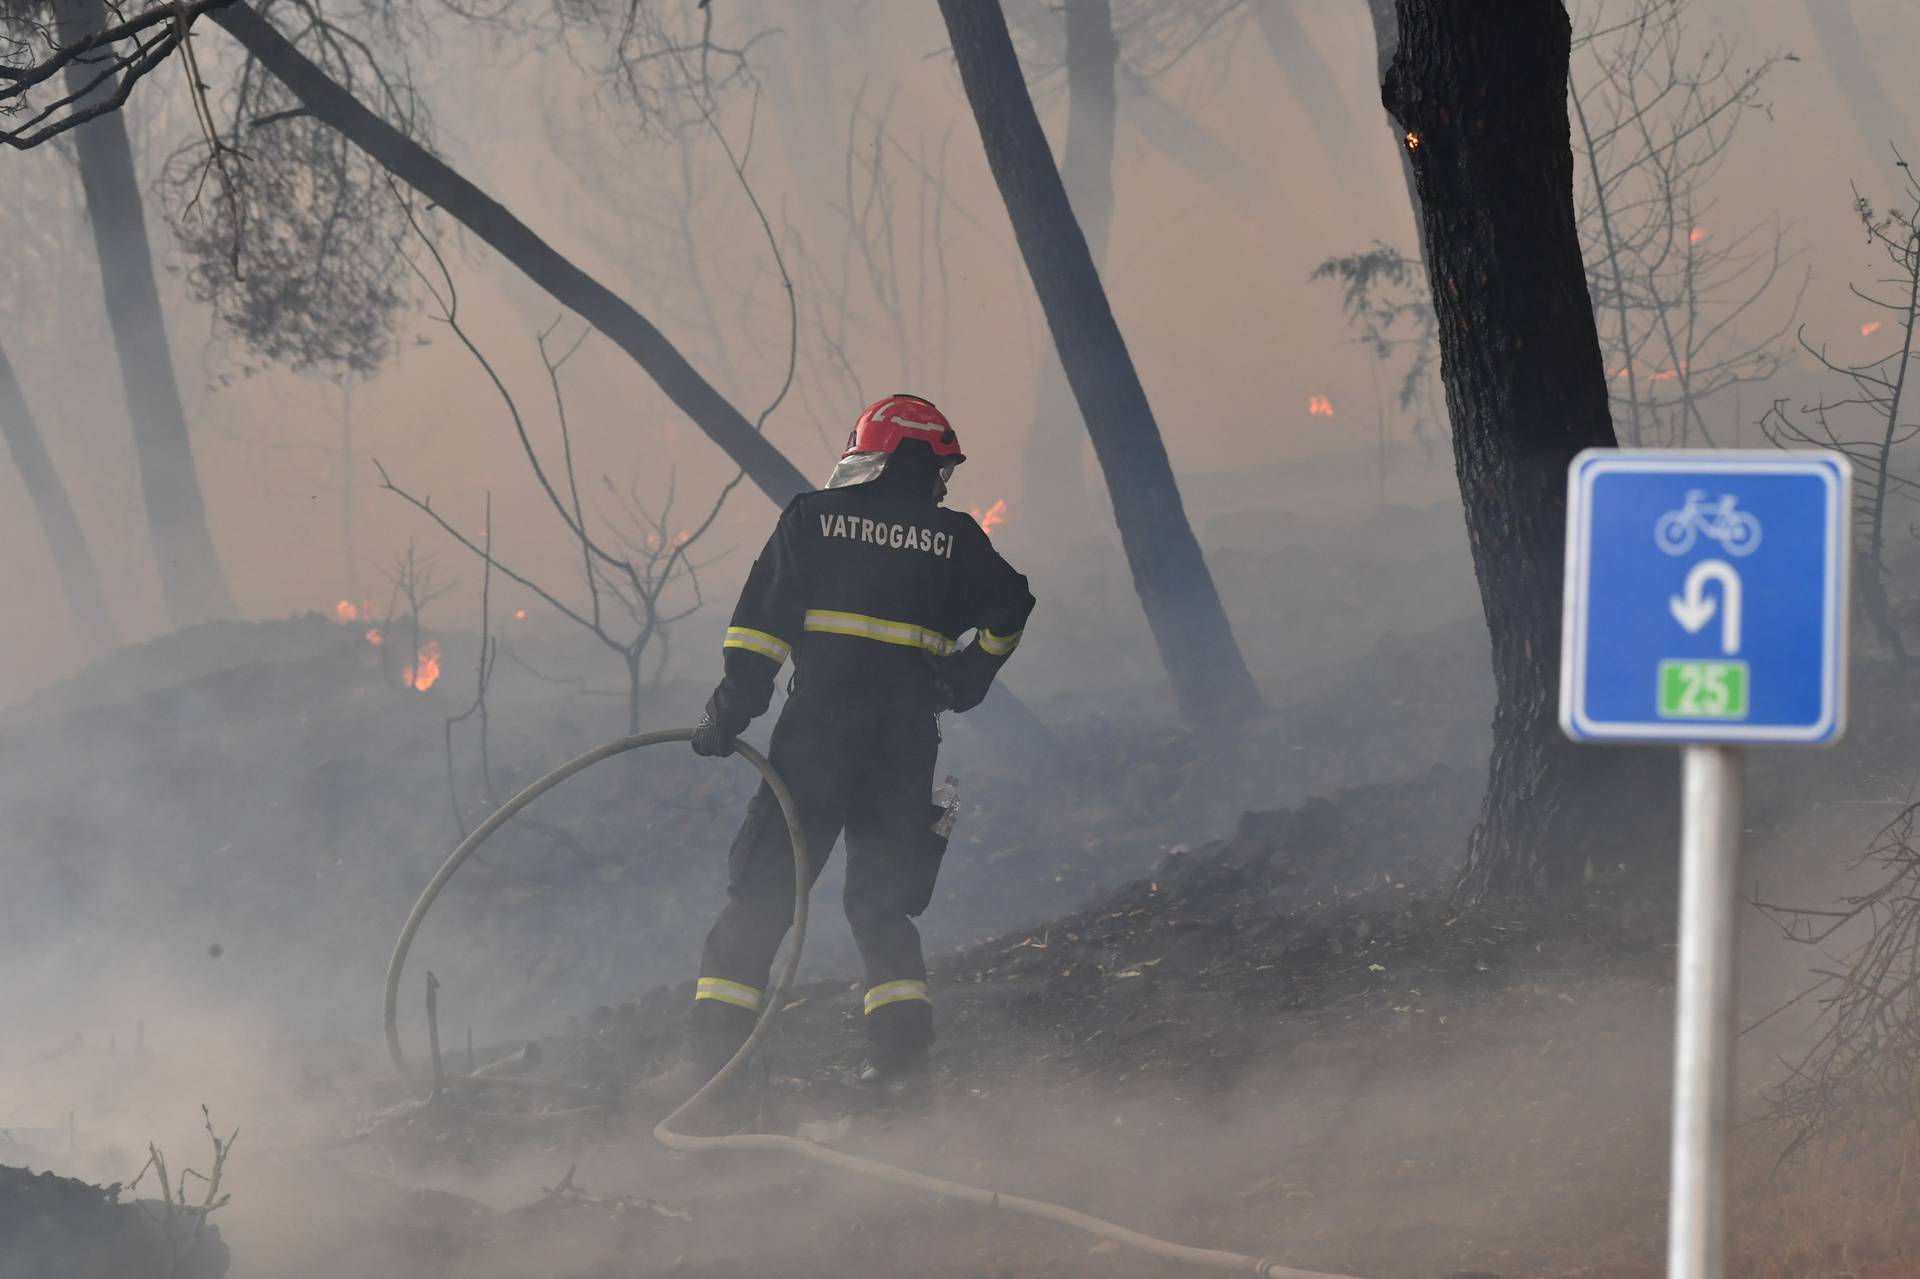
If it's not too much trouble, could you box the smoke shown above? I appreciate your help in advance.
[0,975,1684,1278]
[2,0,1919,1273]
[0,0,1901,701]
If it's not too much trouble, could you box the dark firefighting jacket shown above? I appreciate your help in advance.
[706,465,1034,733]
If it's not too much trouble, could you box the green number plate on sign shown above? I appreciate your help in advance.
[1658,660,1750,720]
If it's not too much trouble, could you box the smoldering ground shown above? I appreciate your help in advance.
[3,974,1678,1278]
[4,576,1918,1277]
[0,496,1509,1276]
[0,495,1492,1047]
[0,904,1862,1279]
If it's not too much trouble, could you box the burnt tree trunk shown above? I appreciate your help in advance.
[1362,0,1425,263]
[205,3,811,508]
[1383,0,1670,902]
[59,0,236,626]
[1252,0,1357,166]
[340,375,362,608]
[939,0,1264,721]
[0,338,116,646]
[1055,0,1117,275]
[1020,0,1116,541]
[1799,0,1912,171]
[1117,70,1301,233]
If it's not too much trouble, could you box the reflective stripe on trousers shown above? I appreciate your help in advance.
[695,976,763,1011]
[863,978,931,1014]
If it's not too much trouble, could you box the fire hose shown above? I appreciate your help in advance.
[383,729,1358,1279]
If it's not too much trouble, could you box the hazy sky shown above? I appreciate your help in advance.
[1,0,1915,700]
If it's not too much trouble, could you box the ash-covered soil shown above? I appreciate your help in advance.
[0,605,1493,1041]
[7,607,1920,1278]
[0,1164,229,1279]
[185,761,1683,1279]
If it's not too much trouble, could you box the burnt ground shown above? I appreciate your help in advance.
[0,1164,229,1279]
[6,615,1920,1277]
[166,760,1677,1279]
[217,729,1920,1276]
[420,764,1681,1279]
[0,605,1492,1039]
[184,762,1732,1279]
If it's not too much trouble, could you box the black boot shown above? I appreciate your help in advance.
[640,1004,754,1112]
[851,993,933,1113]
[851,1047,932,1114]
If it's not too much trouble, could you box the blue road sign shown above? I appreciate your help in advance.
[1561,449,1851,744]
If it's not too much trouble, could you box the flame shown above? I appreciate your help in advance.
[335,599,359,622]
[404,640,442,691]
[1308,394,1334,417]
[1689,227,1708,244]
[641,529,695,552]
[970,499,1008,535]
[1405,131,1420,152]
[1863,320,1883,337]
[365,627,384,646]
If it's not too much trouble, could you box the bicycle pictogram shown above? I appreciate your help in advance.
[1655,490,1762,557]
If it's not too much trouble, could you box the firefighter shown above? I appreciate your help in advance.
[662,394,1034,1107]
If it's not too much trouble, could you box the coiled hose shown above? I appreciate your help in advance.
[383,729,1358,1279]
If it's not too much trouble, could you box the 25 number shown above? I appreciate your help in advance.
[1675,664,1733,717]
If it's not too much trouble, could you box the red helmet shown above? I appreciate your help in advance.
[845,394,964,462]
[827,394,963,489]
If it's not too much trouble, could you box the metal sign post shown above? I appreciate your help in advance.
[1669,743,1742,1279]
[1561,449,1850,1279]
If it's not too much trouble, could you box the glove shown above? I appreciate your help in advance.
[690,711,736,758]
[929,664,958,713]
[934,650,993,714]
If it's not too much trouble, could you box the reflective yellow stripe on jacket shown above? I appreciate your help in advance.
[977,627,1023,658]
[695,976,763,1011]
[722,627,792,664]
[802,611,956,657]
[863,978,931,1014]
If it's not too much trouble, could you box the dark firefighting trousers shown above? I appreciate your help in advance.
[688,677,946,1070]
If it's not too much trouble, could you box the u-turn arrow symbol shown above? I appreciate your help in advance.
[1669,559,1743,655]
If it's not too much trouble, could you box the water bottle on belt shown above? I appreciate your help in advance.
[931,775,961,837]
